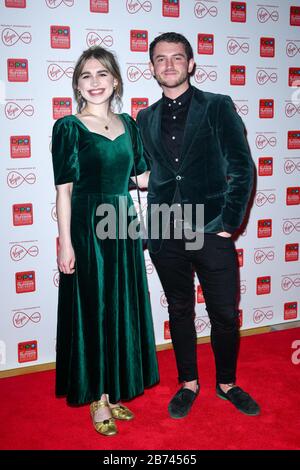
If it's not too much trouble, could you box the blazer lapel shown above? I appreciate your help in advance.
[179,88,209,170]
[149,99,176,173]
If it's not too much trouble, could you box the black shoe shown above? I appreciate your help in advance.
[168,385,199,419]
[216,384,260,416]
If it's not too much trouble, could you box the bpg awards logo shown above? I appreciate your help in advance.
[15,271,36,294]
[1,27,32,46]
[163,0,179,17]
[198,34,214,55]
[10,136,31,158]
[289,68,300,87]
[290,6,300,26]
[5,0,26,7]
[236,248,244,267]
[257,219,272,238]
[50,26,70,49]
[52,98,72,119]
[194,1,218,19]
[197,284,205,303]
[287,131,300,149]
[90,0,109,13]
[12,203,33,226]
[260,37,275,58]
[231,2,246,22]
[130,30,148,52]
[286,187,300,205]
[259,99,274,119]
[126,0,152,14]
[258,157,273,176]
[284,302,298,320]
[131,98,148,119]
[285,243,299,262]
[86,30,113,48]
[7,59,28,82]
[230,65,246,86]
[18,341,38,363]
[256,276,271,295]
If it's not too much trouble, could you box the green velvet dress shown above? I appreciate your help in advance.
[51,113,159,405]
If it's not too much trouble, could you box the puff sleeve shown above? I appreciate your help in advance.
[124,113,148,176]
[51,117,79,185]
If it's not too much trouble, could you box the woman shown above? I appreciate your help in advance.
[51,46,159,436]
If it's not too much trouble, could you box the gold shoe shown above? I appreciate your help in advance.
[111,404,134,421]
[90,400,118,436]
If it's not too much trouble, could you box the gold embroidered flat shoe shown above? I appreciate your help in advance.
[111,404,134,421]
[90,400,118,436]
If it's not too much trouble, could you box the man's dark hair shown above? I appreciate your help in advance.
[149,32,194,64]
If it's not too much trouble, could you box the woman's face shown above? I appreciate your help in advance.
[77,57,117,107]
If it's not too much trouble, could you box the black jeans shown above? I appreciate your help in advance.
[150,233,239,385]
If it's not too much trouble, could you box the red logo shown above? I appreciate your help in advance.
[290,6,300,26]
[130,30,148,52]
[10,135,31,158]
[50,25,70,49]
[198,34,214,55]
[162,0,179,17]
[90,0,109,12]
[52,97,72,120]
[230,65,246,85]
[7,58,28,82]
[256,276,271,295]
[286,187,300,205]
[285,243,299,262]
[236,248,244,267]
[289,67,300,87]
[15,271,35,293]
[257,219,272,238]
[258,157,273,176]
[259,99,274,119]
[12,203,33,226]
[197,285,205,303]
[287,131,300,149]
[238,309,243,327]
[260,37,275,57]
[164,320,171,340]
[5,0,26,7]
[231,2,246,22]
[131,98,148,120]
[284,302,298,320]
[18,341,38,363]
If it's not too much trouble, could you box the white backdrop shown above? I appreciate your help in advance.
[1,0,299,371]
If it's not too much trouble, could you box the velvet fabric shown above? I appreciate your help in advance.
[136,87,254,254]
[51,113,159,405]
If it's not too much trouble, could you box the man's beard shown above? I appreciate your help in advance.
[155,71,189,88]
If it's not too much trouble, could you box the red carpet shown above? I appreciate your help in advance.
[0,328,299,450]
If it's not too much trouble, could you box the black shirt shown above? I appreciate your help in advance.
[161,85,193,168]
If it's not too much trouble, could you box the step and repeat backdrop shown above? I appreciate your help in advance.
[0,0,299,371]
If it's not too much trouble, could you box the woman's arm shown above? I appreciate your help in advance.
[56,182,75,274]
[130,170,150,190]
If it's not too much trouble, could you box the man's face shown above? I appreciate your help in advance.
[150,41,194,89]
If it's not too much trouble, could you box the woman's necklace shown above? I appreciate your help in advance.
[82,111,113,131]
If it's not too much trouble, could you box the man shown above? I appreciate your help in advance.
[136,32,260,418]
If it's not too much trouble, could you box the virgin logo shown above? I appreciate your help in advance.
[281,275,300,291]
[145,258,154,275]
[127,65,152,82]
[194,67,217,84]
[1,27,31,46]
[10,243,39,261]
[257,7,279,23]
[194,2,218,18]
[51,205,57,221]
[282,219,300,235]
[227,38,249,55]
[253,308,273,323]
[126,0,152,13]
[195,316,211,334]
[45,0,74,8]
[254,249,275,264]
[285,102,300,118]
[160,291,168,308]
[53,270,60,287]
[240,281,246,295]
[86,32,113,48]
[7,170,36,188]
[255,134,277,149]
[286,42,300,58]
[284,159,300,174]
[256,70,277,85]
[13,310,41,328]
[47,63,74,81]
[5,102,34,120]
[255,191,276,207]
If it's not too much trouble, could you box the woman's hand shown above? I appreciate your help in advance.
[57,242,76,274]
[130,170,150,189]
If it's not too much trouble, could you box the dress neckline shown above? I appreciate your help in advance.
[71,114,126,142]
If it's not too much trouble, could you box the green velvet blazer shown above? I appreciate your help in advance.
[136,86,254,253]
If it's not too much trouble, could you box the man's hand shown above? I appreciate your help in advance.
[217,231,232,238]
